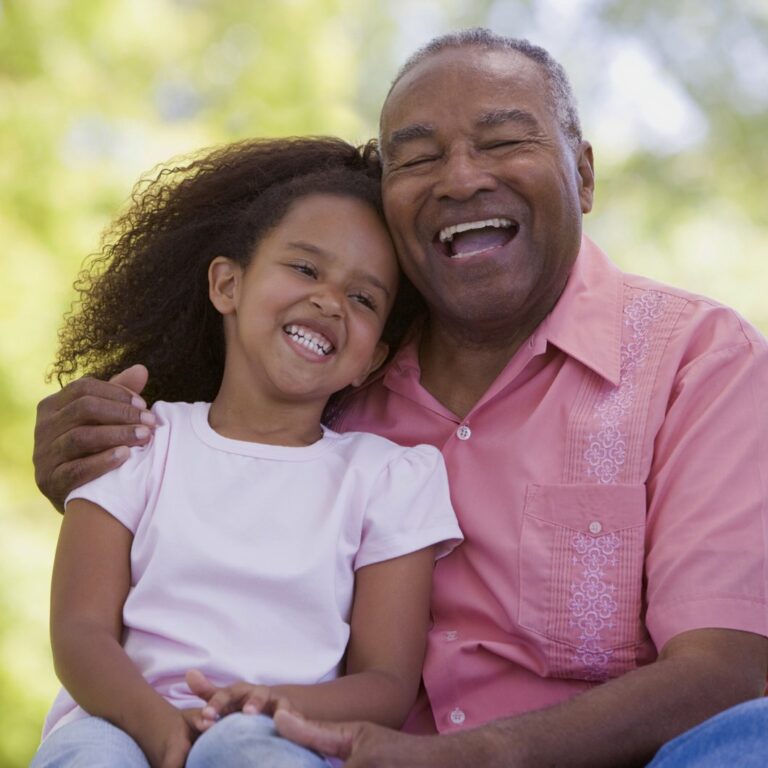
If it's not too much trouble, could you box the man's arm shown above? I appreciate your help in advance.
[34,365,154,511]
[275,627,768,767]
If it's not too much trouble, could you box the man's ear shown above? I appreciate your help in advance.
[208,257,241,315]
[576,141,595,214]
[351,341,390,388]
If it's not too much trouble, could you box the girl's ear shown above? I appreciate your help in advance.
[209,257,242,315]
[351,341,390,388]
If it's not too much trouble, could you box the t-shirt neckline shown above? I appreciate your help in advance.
[190,402,336,461]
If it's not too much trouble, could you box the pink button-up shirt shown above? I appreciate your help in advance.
[335,236,768,734]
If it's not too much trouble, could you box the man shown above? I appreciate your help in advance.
[34,30,768,766]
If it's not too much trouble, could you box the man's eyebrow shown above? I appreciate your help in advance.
[384,123,435,155]
[477,108,544,133]
[286,241,392,298]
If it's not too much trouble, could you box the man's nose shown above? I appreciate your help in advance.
[432,147,498,201]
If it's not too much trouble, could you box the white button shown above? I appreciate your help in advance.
[449,707,466,725]
[456,425,472,440]
[588,521,603,535]
[443,630,458,641]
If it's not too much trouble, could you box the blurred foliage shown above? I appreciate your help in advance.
[1,0,766,764]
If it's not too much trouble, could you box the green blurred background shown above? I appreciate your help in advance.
[1,0,766,764]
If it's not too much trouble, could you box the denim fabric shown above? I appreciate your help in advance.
[31,712,329,768]
[30,716,150,768]
[647,698,768,767]
[187,712,330,768]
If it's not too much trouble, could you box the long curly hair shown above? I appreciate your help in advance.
[51,136,425,409]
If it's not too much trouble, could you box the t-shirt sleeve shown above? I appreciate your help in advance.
[354,443,463,570]
[64,433,160,534]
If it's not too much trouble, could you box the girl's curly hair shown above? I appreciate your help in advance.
[51,136,425,408]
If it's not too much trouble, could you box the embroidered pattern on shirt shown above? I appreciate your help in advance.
[568,530,621,680]
[559,290,666,680]
[584,291,666,485]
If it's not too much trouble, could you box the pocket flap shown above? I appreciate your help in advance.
[524,483,646,533]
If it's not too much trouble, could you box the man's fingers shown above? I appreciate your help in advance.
[274,710,357,760]
[39,375,144,417]
[55,393,155,435]
[45,447,132,504]
[52,423,152,463]
[109,364,149,396]
[33,371,156,509]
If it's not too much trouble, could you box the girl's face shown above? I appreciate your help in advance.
[210,193,399,407]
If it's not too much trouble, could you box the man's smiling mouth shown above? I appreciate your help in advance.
[437,218,518,259]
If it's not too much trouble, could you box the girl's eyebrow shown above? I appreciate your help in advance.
[287,241,392,299]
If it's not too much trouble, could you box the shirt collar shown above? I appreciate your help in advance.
[539,235,623,386]
[383,234,624,390]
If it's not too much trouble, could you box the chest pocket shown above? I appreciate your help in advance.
[518,483,647,681]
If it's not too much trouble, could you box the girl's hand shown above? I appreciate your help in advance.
[139,707,198,768]
[186,669,292,728]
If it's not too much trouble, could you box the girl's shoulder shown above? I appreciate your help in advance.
[323,427,444,475]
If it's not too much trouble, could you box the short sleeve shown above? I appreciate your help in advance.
[64,416,165,534]
[354,443,463,570]
[645,312,768,651]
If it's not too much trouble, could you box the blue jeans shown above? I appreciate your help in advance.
[188,712,330,768]
[31,712,329,768]
[647,697,768,767]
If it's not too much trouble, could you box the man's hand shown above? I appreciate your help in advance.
[274,710,466,768]
[33,364,154,511]
[186,669,292,730]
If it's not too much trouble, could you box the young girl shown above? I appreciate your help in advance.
[33,137,461,768]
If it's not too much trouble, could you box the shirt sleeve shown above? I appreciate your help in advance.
[644,308,768,651]
[64,410,165,534]
[354,443,463,570]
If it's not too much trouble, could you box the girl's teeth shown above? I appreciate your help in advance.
[285,325,332,356]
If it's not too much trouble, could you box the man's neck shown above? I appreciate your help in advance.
[418,321,534,420]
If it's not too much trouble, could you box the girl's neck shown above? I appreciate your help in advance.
[209,377,325,447]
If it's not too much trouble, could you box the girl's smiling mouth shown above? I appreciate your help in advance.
[284,324,336,357]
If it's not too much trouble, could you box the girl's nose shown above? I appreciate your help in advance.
[310,287,344,317]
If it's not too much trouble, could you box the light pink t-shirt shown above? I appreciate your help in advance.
[338,236,768,734]
[44,402,462,737]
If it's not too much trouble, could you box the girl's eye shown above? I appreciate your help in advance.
[351,293,377,311]
[290,262,318,278]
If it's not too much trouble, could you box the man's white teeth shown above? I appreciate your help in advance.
[285,325,333,356]
[439,218,513,243]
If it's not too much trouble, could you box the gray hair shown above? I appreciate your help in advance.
[384,28,582,151]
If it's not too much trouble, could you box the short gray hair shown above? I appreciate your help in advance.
[385,28,582,151]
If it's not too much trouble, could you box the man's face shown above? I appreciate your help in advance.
[380,47,594,338]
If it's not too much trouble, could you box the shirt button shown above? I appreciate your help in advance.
[443,630,458,641]
[456,425,472,440]
[449,707,466,725]
[588,520,603,535]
